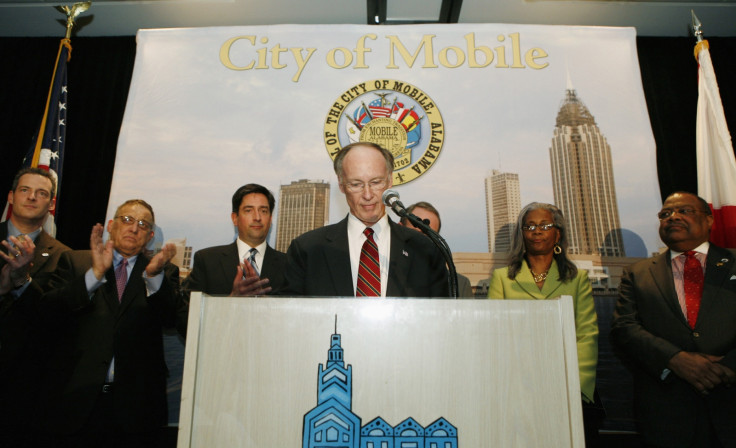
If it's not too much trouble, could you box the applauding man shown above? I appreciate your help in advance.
[41,199,185,447]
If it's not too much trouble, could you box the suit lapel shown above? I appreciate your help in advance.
[698,246,736,327]
[648,251,687,325]
[118,254,149,316]
[514,260,561,299]
[386,220,408,297]
[219,242,239,286]
[324,218,354,296]
[30,230,55,275]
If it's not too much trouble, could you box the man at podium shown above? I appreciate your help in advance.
[282,142,448,298]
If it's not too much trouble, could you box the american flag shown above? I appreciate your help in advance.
[2,39,70,236]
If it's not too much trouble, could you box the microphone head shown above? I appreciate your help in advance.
[382,189,400,206]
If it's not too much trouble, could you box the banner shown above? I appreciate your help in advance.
[110,24,659,260]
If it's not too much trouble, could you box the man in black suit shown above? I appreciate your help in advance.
[41,199,185,447]
[399,201,474,298]
[0,167,70,447]
[183,183,286,296]
[611,192,736,447]
[282,142,448,297]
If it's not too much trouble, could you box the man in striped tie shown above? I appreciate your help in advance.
[282,142,448,298]
[611,192,736,447]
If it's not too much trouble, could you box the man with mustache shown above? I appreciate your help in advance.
[611,191,736,447]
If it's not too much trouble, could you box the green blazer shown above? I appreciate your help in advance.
[488,259,599,403]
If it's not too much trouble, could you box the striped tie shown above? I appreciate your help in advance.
[356,227,380,297]
[248,248,260,276]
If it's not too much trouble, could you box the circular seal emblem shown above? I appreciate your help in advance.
[324,79,445,186]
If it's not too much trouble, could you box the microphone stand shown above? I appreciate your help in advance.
[396,208,459,299]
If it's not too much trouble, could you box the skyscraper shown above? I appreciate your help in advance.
[549,84,625,257]
[276,179,330,252]
[484,169,521,253]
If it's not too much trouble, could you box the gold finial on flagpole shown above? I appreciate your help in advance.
[691,10,704,43]
[691,11,709,60]
[59,2,92,39]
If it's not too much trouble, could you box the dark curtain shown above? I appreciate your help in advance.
[1,35,735,249]
[0,36,135,250]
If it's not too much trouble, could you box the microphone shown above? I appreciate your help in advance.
[382,189,408,217]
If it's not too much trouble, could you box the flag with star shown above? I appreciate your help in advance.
[2,39,70,236]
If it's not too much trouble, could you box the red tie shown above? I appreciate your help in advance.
[683,251,703,328]
[356,228,380,297]
[115,258,128,302]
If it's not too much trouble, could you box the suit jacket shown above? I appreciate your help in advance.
[0,222,70,436]
[40,250,184,435]
[457,273,474,298]
[488,259,599,403]
[281,216,449,297]
[610,245,736,447]
[183,242,286,295]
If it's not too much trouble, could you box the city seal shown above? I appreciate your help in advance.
[324,79,445,185]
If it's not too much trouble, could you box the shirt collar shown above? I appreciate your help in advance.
[6,220,43,242]
[236,238,267,258]
[347,212,389,241]
[670,241,710,259]
[113,249,138,267]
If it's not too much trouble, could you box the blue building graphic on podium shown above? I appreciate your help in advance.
[302,325,458,448]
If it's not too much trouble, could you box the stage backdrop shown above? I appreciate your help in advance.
[108,24,658,258]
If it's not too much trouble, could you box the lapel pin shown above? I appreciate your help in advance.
[402,250,408,257]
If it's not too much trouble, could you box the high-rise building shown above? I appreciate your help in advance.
[549,84,625,257]
[484,170,521,253]
[276,179,330,252]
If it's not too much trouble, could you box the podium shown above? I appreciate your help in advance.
[178,294,584,447]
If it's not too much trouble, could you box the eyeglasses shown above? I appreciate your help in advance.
[522,223,556,232]
[657,207,708,220]
[343,178,388,193]
[116,215,153,231]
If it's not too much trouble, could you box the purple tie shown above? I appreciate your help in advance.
[683,251,703,328]
[115,258,128,302]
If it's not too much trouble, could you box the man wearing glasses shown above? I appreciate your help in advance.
[40,199,185,447]
[611,191,736,447]
[282,142,448,297]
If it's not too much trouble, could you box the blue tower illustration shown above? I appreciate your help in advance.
[302,322,458,448]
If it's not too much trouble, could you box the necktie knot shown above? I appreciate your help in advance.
[363,227,374,238]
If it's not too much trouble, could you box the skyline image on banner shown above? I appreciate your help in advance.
[107,24,661,265]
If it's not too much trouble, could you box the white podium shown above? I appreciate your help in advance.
[178,294,584,447]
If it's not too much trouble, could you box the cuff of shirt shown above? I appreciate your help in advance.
[85,268,106,295]
[143,270,164,296]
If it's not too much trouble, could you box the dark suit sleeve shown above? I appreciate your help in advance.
[610,266,682,378]
[146,262,186,332]
[281,237,307,296]
[182,249,207,294]
[42,251,98,316]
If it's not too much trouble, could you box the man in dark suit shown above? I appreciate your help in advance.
[183,183,286,296]
[282,142,448,297]
[0,167,70,447]
[0,168,69,447]
[41,199,185,447]
[399,201,475,298]
[611,192,736,448]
